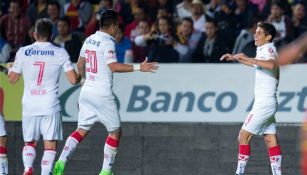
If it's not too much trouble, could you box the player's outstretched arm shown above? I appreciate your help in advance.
[108,57,158,73]
[234,53,277,69]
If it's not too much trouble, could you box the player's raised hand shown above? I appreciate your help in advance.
[141,57,158,73]
[220,53,235,61]
[7,62,13,69]
[233,53,248,61]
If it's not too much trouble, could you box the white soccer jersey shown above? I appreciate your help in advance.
[11,42,73,116]
[254,42,279,98]
[79,31,117,96]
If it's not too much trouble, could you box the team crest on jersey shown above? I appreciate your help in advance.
[268,48,273,53]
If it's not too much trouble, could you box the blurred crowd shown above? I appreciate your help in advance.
[0,0,307,63]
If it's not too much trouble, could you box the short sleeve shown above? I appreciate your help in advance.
[104,41,117,64]
[11,48,24,73]
[264,46,277,60]
[61,49,74,72]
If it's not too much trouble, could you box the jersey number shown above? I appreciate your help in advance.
[33,61,45,86]
[85,50,97,73]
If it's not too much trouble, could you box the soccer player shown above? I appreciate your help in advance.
[53,8,158,175]
[7,18,79,175]
[220,22,282,175]
[0,88,8,174]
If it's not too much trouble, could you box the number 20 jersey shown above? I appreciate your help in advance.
[11,42,73,116]
[79,31,117,96]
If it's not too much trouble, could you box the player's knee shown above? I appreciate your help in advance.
[109,128,121,140]
[264,135,277,146]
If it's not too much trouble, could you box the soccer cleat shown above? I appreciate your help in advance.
[99,170,113,175]
[53,160,65,175]
[23,167,33,175]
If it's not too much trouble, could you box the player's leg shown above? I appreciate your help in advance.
[0,114,8,175]
[22,116,39,175]
[39,112,64,175]
[54,101,95,175]
[235,128,253,175]
[54,128,88,170]
[99,96,121,175]
[100,129,121,175]
[264,134,282,175]
[41,140,57,175]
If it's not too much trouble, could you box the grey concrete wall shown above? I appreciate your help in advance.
[6,122,301,175]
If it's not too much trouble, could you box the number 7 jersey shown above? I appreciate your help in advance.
[11,42,73,116]
[79,31,117,96]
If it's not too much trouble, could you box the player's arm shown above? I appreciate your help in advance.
[7,51,23,84]
[62,51,80,85]
[220,53,277,70]
[65,70,79,85]
[108,58,158,73]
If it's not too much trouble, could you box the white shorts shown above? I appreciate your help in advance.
[242,98,278,135]
[0,114,6,137]
[78,92,120,132]
[22,112,63,142]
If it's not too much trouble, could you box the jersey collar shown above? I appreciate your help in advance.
[96,31,115,42]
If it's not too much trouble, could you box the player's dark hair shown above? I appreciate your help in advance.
[98,8,118,29]
[35,18,53,40]
[48,0,60,10]
[257,22,276,42]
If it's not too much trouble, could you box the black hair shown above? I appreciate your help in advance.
[181,17,193,26]
[58,16,71,26]
[48,0,60,9]
[272,1,285,10]
[35,18,53,40]
[98,8,118,29]
[257,22,276,42]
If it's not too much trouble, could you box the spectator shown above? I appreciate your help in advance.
[232,17,258,54]
[133,20,151,62]
[26,0,49,23]
[205,0,222,19]
[292,2,307,38]
[234,0,259,31]
[174,17,202,62]
[64,0,92,31]
[53,16,83,62]
[0,0,31,54]
[192,19,230,63]
[119,0,139,26]
[249,0,267,13]
[148,17,179,63]
[47,1,61,37]
[125,5,147,39]
[84,0,113,37]
[191,0,206,32]
[267,1,293,47]
[175,0,193,19]
[156,6,172,19]
[0,27,12,63]
[115,25,133,63]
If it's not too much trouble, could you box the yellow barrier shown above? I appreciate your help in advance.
[0,64,23,121]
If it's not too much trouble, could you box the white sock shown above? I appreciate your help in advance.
[22,145,36,171]
[102,143,118,171]
[235,144,250,174]
[236,154,249,174]
[269,145,282,175]
[41,150,56,175]
[59,136,79,163]
[0,154,8,174]
[270,155,282,175]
